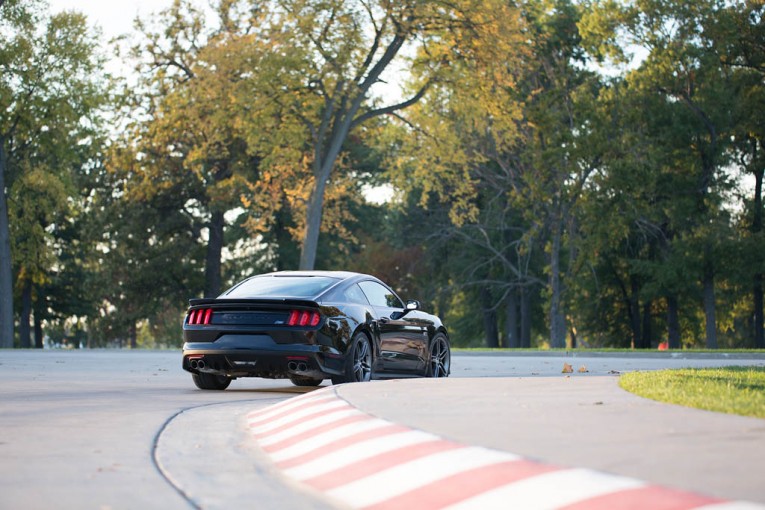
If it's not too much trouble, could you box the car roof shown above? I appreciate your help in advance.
[253,271,391,295]
[258,270,364,280]
[215,270,395,302]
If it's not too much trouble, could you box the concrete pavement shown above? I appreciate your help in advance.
[163,374,765,509]
[3,350,762,509]
[335,376,765,504]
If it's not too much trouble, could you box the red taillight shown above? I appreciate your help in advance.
[287,310,320,327]
[188,308,213,325]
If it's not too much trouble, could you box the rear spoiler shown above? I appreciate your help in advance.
[188,297,320,308]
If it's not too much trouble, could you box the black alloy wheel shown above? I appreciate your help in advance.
[332,333,373,385]
[289,375,324,387]
[192,372,232,390]
[427,333,451,378]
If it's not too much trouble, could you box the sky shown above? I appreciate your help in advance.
[45,0,396,204]
[44,1,754,205]
[48,0,171,40]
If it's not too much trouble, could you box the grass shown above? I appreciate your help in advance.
[619,366,765,419]
[452,347,765,354]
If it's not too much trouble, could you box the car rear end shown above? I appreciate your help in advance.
[182,298,344,382]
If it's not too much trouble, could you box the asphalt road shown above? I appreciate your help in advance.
[0,349,763,509]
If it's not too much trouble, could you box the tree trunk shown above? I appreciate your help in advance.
[480,287,499,348]
[703,260,718,349]
[754,278,764,349]
[34,297,43,349]
[19,280,32,349]
[641,300,652,349]
[505,288,519,348]
[629,275,641,349]
[299,173,328,270]
[204,210,224,298]
[129,322,137,349]
[667,294,681,349]
[0,141,14,348]
[520,286,532,348]
[549,226,566,348]
[19,279,32,348]
[753,166,764,348]
[299,104,358,271]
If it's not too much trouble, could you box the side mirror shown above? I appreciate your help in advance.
[389,300,421,321]
[406,300,420,311]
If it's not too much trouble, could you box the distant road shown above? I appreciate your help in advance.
[0,349,762,509]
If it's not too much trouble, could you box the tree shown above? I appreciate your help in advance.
[571,76,699,348]
[390,0,604,348]
[714,0,765,348]
[116,0,266,299]
[0,0,108,347]
[9,167,68,347]
[249,0,522,270]
[581,0,739,348]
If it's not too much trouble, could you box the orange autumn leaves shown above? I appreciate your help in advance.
[562,363,589,374]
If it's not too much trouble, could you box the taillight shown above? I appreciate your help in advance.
[187,308,213,325]
[287,310,321,327]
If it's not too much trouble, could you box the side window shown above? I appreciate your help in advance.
[358,281,403,309]
[343,284,369,305]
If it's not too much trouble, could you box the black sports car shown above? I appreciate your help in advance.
[182,271,451,390]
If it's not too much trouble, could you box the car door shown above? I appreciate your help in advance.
[358,280,426,372]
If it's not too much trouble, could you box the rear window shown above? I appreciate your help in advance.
[222,276,339,299]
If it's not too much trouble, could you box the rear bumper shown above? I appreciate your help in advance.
[182,334,344,380]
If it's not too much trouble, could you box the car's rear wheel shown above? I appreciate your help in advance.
[289,375,323,387]
[427,333,450,378]
[192,373,232,390]
[332,333,373,385]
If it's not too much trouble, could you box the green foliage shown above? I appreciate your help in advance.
[571,0,764,348]
[1,0,763,350]
[9,167,68,286]
[1,0,109,347]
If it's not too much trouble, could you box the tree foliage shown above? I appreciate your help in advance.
[1,0,108,347]
[1,0,763,349]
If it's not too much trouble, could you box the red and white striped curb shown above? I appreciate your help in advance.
[247,387,763,510]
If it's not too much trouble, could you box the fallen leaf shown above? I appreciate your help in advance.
[578,365,589,373]
[562,363,573,373]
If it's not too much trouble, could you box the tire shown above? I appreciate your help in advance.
[192,373,232,390]
[332,333,373,385]
[427,333,451,378]
[289,375,324,387]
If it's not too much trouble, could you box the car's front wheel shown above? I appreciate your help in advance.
[192,373,232,390]
[332,333,373,385]
[427,333,451,378]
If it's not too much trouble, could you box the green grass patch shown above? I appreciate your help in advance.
[620,366,765,419]
[452,347,765,354]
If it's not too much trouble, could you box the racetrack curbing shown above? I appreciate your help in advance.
[247,386,764,510]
